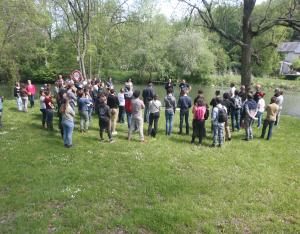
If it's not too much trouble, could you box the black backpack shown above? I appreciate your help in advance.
[218,106,228,123]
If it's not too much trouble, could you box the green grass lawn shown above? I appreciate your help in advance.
[0,100,299,233]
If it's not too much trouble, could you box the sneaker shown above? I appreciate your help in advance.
[99,138,104,142]
[210,144,217,148]
[112,131,118,135]
[109,139,115,143]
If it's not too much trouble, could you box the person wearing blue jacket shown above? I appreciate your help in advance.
[177,90,192,134]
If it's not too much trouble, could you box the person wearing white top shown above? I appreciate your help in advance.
[257,94,265,128]
[148,95,161,137]
[39,90,47,128]
[275,89,284,126]
[118,88,126,123]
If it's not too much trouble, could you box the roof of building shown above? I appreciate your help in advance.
[278,42,300,53]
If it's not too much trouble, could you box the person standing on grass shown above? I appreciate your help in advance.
[231,90,242,132]
[57,88,67,138]
[222,92,234,141]
[210,90,221,108]
[191,98,207,145]
[14,82,22,111]
[142,81,155,123]
[261,96,279,140]
[179,79,191,93]
[229,83,236,98]
[164,79,176,93]
[125,89,133,129]
[164,88,176,136]
[39,90,47,129]
[274,89,284,126]
[125,78,133,92]
[194,90,209,137]
[44,91,55,131]
[26,80,36,108]
[178,90,192,135]
[60,97,75,148]
[84,88,93,123]
[67,83,77,110]
[98,94,114,143]
[243,93,258,141]
[0,96,3,128]
[118,88,126,124]
[128,90,145,142]
[20,84,29,112]
[107,89,119,135]
[211,97,227,147]
[256,93,266,128]
[148,95,161,137]
[77,90,92,133]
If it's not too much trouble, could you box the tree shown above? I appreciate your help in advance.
[180,0,300,87]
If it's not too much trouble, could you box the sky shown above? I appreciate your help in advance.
[156,0,267,19]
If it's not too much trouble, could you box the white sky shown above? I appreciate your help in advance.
[156,0,267,19]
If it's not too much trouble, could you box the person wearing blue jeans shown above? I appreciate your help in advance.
[261,97,279,140]
[164,89,176,135]
[165,110,174,135]
[231,108,241,131]
[61,98,75,148]
[177,91,191,134]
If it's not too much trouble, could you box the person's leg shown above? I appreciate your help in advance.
[179,110,183,134]
[121,106,125,123]
[191,119,196,143]
[261,119,268,138]
[144,103,149,123]
[137,117,144,141]
[275,110,281,126]
[199,121,205,144]
[83,111,89,131]
[218,124,224,146]
[153,113,159,137]
[48,110,54,130]
[236,109,241,131]
[100,130,104,140]
[212,124,218,146]
[257,112,262,127]
[0,111,2,127]
[267,120,275,140]
[114,108,119,132]
[185,110,189,134]
[79,111,84,131]
[128,117,135,140]
[165,111,169,135]
[169,113,174,135]
[249,119,254,139]
[62,121,67,145]
[17,97,22,111]
[225,121,231,140]
[148,113,154,136]
[231,110,235,131]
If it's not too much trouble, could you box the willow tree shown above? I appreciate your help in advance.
[180,0,300,87]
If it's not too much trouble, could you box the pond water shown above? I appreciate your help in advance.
[0,83,299,118]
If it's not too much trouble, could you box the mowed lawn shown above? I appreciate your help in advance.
[0,100,299,233]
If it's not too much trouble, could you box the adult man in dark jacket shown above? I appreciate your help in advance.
[142,81,155,123]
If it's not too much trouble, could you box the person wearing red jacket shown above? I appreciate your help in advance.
[26,80,36,108]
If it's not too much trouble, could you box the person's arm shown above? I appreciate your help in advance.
[141,100,145,109]
[177,97,181,108]
[212,108,217,122]
[192,105,196,114]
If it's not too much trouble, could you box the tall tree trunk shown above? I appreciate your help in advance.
[241,0,256,88]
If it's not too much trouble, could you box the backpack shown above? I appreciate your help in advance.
[194,106,206,121]
[234,96,242,109]
[218,106,228,123]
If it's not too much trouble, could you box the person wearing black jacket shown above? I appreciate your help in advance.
[14,82,22,111]
[222,92,234,141]
[142,81,155,123]
[107,89,119,135]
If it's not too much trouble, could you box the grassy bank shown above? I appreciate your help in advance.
[0,100,299,233]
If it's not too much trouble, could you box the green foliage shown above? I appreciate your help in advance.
[292,59,300,71]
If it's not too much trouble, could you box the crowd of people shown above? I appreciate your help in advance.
[0,76,284,148]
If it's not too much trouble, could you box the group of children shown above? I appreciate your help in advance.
[1,77,284,148]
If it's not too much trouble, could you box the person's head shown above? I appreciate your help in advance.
[181,79,186,84]
[247,92,253,100]
[58,74,62,79]
[215,90,221,96]
[120,88,124,93]
[110,89,115,95]
[234,90,239,96]
[127,78,132,82]
[223,92,230,100]
[271,96,277,104]
[154,94,159,100]
[240,85,246,92]
[133,90,140,98]
[27,80,31,85]
[39,90,45,96]
[197,98,205,107]
[45,90,51,97]
[15,82,20,87]
[275,88,280,95]
[230,83,235,88]
[255,84,261,92]
[148,81,153,86]
[168,79,172,83]
[167,87,173,94]
[77,90,84,98]
[198,89,204,95]
[215,97,222,105]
